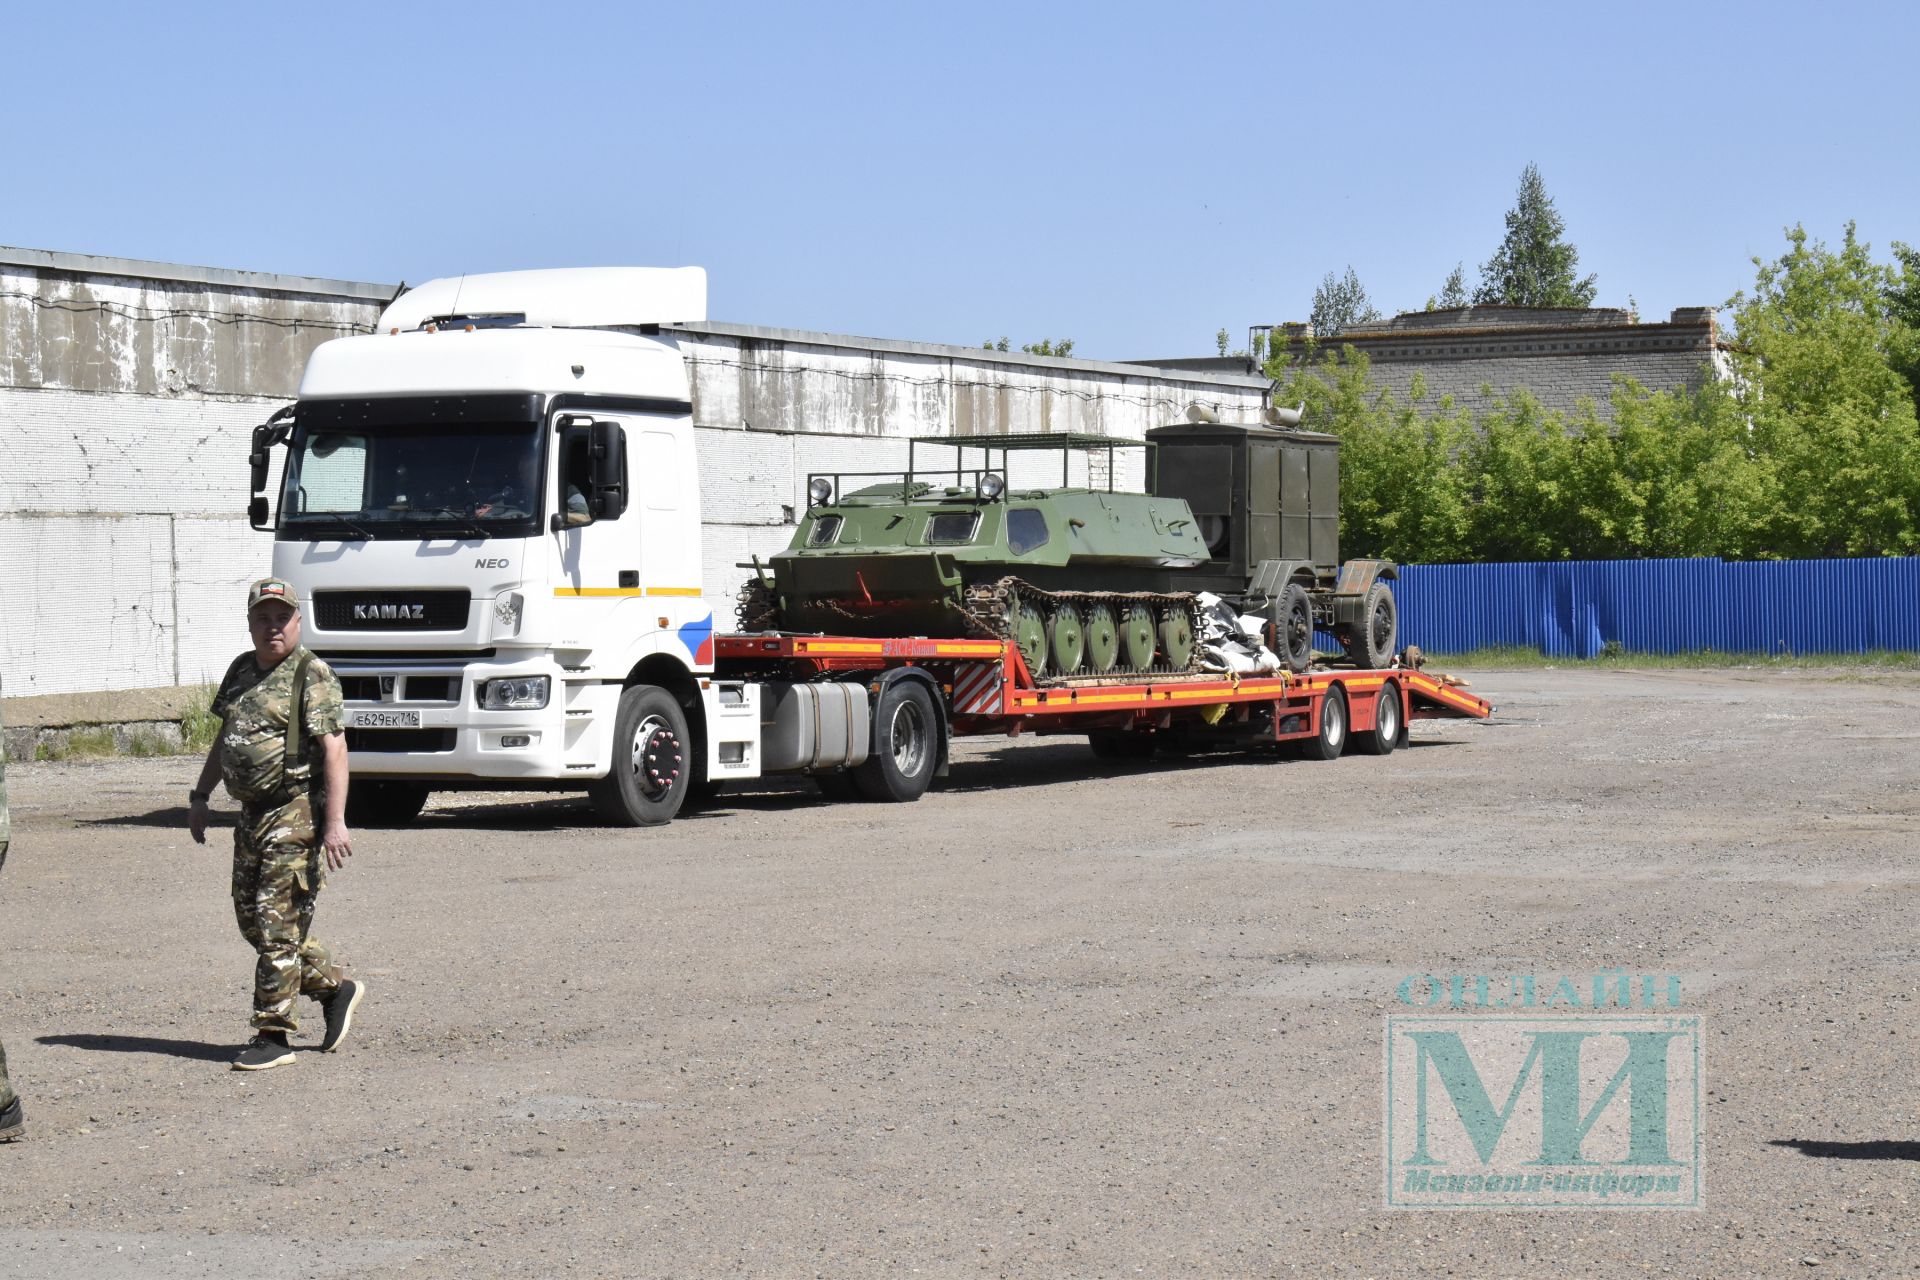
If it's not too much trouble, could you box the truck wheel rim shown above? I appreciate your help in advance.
[890,699,928,776]
[1325,696,1345,747]
[1379,689,1398,739]
[629,715,682,800]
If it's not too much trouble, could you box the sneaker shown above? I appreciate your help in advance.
[231,1034,296,1072]
[0,1097,23,1141]
[319,979,366,1053]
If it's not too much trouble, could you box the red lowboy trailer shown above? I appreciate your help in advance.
[712,631,1492,802]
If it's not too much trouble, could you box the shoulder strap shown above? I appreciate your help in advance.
[286,651,315,769]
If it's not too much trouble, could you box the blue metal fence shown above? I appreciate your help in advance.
[1393,557,1920,657]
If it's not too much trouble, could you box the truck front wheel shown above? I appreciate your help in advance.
[852,681,938,803]
[589,684,691,826]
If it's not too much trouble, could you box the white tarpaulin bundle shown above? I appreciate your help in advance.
[1195,592,1282,675]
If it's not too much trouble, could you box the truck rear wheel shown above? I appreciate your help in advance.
[345,780,430,828]
[852,681,938,802]
[1356,680,1400,755]
[588,684,690,826]
[1301,685,1348,761]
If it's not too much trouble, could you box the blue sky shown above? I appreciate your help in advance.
[5,1,1915,358]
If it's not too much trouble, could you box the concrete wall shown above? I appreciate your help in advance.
[0,249,395,698]
[2,251,1268,699]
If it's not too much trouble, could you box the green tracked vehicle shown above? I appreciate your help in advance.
[739,416,1398,679]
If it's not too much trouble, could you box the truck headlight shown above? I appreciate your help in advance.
[808,477,833,506]
[480,676,549,709]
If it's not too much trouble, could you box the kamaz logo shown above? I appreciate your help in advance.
[353,603,427,621]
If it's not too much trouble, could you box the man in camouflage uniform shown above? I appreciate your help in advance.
[0,675,23,1139]
[189,578,366,1071]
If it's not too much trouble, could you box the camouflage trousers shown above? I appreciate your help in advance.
[232,791,342,1033]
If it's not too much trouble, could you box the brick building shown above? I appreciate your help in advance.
[1142,305,1732,420]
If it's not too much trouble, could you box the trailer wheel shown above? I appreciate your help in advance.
[345,780,430,828]
[1275,582,1315,674]
[1356,681,1400,756]
[588,684,690,826]
[1302,685,1348,761]
[1340,581,1397,669]
[1088,730,1155,760]
[852,681,938,802]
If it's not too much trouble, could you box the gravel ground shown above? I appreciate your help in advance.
[1,667,1917,1278]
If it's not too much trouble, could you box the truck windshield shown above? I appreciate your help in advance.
[278,421,542,539]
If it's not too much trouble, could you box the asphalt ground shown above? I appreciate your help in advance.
[1,666,1917,1278]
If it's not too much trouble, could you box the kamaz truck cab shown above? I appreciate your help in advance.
[248,269,736,827]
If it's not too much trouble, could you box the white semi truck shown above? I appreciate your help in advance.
[250,268,1489,828]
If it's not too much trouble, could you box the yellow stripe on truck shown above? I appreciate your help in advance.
[553,587,704,598]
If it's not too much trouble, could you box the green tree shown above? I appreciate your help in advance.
[1021,338,1075,358]
[1310,266,1383,337]
[1473,163,1598,308]
[1884,240,1920,416]
[1436,262,1469,310]
[1727,223,1920,556]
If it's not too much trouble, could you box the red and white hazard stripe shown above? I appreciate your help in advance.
[950,662,1003,716]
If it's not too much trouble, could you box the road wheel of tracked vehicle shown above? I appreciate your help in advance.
[1275,582,1315,675]
[1339,580,1398,670]
[853,681,938,803]
[588,684,690,826]
[1356,680,1401,756]
[1301,685,1348,761]
[1006,594,1049,676]
[345,780,430,828]
[1158,606,1195,671]
[1083,604,1120,675]
[1119,603,1157,673]
[1047,605,1086,676]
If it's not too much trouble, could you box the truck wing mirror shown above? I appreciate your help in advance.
[249,495,271,530]
[249,424,273,494]
[589,419,627,519]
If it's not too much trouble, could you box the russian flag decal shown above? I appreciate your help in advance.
[679,612,715,667]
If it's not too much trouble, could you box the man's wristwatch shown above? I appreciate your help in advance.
[189,788,210,805]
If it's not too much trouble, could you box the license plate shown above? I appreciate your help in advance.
[348,708,422,729]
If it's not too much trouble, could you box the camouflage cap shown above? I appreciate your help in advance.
[246,577,299,613]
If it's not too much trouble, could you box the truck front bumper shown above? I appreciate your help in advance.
[327,652,618,783]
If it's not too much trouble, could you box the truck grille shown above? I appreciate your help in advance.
[314,590,470,631]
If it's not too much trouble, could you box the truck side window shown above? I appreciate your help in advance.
[562,433,593,525]
[1007,508,1048,555]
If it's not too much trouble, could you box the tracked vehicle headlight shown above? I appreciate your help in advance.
[808,477,833,506]
[976,471,1006,500]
